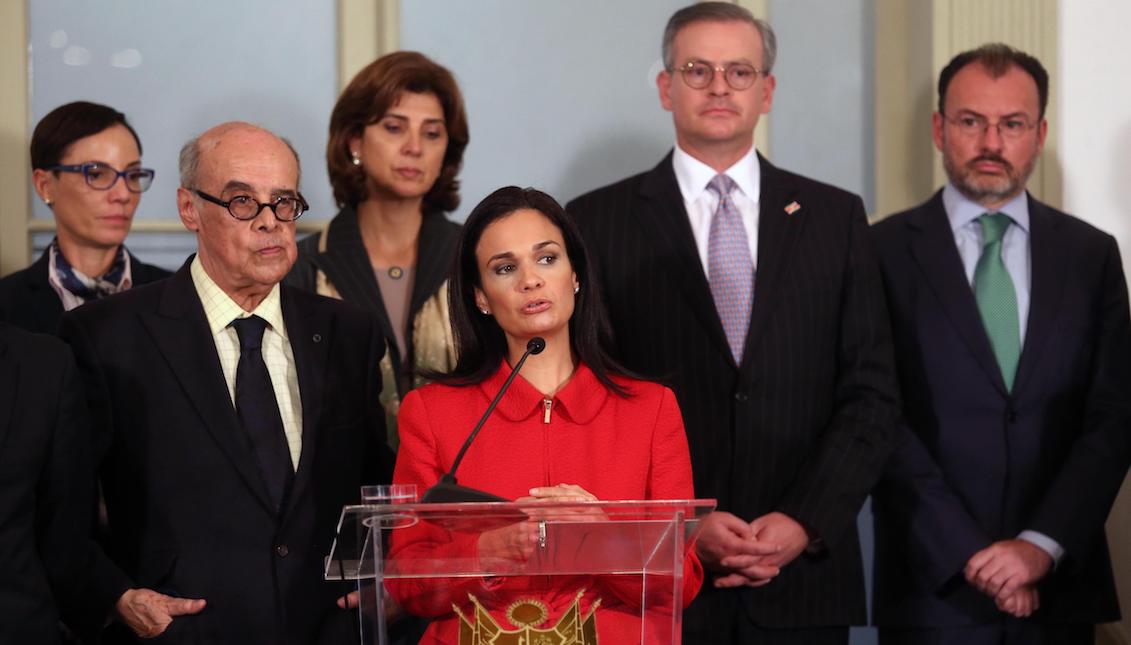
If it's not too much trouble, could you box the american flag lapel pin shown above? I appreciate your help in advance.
[784,201,801,215]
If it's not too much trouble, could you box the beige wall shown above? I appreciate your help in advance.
[873,0,1058,219]
[1060,1,1131,643]
[0,2,29,275]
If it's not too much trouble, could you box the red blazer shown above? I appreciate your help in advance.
[392,361,704,643]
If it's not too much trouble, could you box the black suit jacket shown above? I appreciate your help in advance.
[871,190,1131,627]
[0,248,171,335]
[567,152,899,628]
[286,207,459,395]
[0,324,99,644]
[58,262,393,644]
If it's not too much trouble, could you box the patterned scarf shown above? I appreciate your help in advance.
[50,237,129,301]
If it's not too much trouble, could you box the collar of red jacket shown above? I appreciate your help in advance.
[479,359,609,425]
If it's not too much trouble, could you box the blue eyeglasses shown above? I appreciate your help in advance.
[51,162,155,193]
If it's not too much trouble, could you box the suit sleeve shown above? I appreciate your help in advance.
[877,423,994,590]
[56,313,135,633]
[34,341,106,637]
[1026,236,1131,562]
[776,197,901,547]
[648,387,704,607]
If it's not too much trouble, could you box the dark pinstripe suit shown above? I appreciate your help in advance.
[567,152,899,640]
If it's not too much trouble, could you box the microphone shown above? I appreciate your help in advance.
[420,337,547,503]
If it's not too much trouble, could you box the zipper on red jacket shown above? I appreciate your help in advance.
[543,398,552,424]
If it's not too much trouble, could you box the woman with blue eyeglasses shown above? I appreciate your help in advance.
[0,101,170,334]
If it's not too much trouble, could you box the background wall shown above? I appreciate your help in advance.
[1059,1,1131,642]
[26,0,339,268]
[0,1,1127,643]
[769,0,875,211]
[398,0,685,222]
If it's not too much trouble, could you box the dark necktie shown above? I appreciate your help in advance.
[231,315,293,511]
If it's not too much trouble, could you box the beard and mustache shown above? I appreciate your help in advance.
[943,148,1038,206]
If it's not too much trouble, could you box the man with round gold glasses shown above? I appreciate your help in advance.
[568,2,899,643]
[0,102,170,335]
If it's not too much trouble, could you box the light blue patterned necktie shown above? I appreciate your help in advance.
[707,174,755,362]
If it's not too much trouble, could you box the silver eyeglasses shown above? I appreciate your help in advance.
[942,112,1038,140]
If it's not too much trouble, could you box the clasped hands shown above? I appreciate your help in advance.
[477,483,603,569]
[964,539,1052,618]
[695,511,810,588]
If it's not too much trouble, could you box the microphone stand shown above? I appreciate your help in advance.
[420,337,546,503]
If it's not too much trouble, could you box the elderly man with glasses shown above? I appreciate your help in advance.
[58,121,393,644]
[567,3,899,643]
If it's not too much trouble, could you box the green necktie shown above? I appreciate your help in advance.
[974,212,1021,391]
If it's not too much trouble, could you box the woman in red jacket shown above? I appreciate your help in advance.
[389,186,703,643]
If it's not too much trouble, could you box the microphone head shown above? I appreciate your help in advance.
[527,337,546,355]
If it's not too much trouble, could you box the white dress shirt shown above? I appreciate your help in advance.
[190,256,303,470]
[671,144,761,274]
[941,183,1063,564]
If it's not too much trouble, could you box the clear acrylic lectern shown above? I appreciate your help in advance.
[326,499,714,644]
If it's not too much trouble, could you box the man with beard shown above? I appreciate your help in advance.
[871,43,1131,644]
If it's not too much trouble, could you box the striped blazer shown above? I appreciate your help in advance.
[567,151,899,628]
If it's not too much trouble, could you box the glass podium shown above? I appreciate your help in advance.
[326,499,715,644]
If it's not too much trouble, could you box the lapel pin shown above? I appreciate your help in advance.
[784,201,801,215]
[312,334,322,343]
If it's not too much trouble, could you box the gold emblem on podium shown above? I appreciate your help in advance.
[454,588,600,644]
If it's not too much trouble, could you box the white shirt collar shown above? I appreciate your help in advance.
[190,255,287,339]
[942,183,1030,234]
[672,143,761,204]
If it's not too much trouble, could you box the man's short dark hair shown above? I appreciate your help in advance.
[662,2,777,73]
[30,101,142,170]
[937,43,1049,118]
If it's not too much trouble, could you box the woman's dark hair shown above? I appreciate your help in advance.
[326,51,469,211]
[438,186,635,397]
[30,101,142,170]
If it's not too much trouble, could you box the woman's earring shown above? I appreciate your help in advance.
[43,198,52,206]
[479,307,489,315]
[351,152,361,166]
[573,284,580,295]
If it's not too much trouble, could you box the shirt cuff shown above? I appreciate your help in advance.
[1018,530,1065,568]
